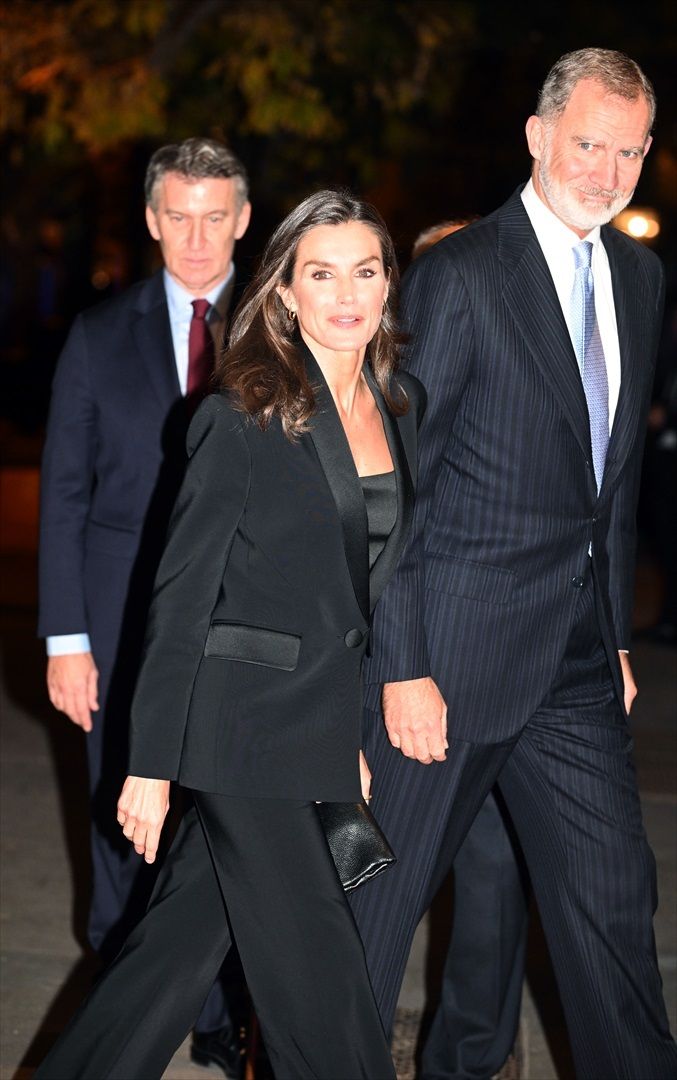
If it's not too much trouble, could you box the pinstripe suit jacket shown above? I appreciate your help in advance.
[363,188,665,742]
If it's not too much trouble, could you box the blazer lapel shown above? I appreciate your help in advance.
[131,272,181,410]
[363,365,415,613]
[600,226,646,496]
[499,193,594,477]
[303,343,370,621]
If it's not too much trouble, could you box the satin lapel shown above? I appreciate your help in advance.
[303,344,370,621]
[363,365,415,613]
[131,273,181,410]
[600,226,645,496]
[500,194,593,469]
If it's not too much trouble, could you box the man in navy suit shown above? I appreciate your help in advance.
[352,49,677,1078]
[38,137,251,1076]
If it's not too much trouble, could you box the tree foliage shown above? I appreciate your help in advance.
[2,0,476,177]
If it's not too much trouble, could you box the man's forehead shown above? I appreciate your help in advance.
[158,173,238,203]
[560,79,650,130]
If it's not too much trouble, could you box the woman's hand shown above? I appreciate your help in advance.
[359,750,372,803]
[117,776,170,864]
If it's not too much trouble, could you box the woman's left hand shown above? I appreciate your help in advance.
[117,775,170,864]
[359,750,372,803]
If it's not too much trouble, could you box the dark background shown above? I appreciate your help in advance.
[1,0,676,438]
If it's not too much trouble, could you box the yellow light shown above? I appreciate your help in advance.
[627,215,649,237]
[613,207,660,241]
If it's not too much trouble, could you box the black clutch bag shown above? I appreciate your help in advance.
[316,800,396,891]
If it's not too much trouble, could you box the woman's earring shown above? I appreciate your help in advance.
[288,308,296,322]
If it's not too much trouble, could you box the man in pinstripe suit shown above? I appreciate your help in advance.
[351,48,677,1079]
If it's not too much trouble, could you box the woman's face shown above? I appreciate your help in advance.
[278,221,389,363]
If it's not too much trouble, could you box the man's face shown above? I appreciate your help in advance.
[145,172,251,295]
[525,78,652,236]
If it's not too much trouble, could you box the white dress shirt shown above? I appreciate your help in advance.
[47,266,235,657]
[521,179,621,431]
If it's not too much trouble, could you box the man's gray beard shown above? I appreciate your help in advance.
[539,157,633,232]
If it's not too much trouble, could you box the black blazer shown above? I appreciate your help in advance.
[129,344,425,800]
[363,188,665,741]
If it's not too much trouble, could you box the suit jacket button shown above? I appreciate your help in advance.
[344,628,364,648]
[571,576,584,588]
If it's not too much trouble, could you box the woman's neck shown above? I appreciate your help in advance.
[307,340,368,418]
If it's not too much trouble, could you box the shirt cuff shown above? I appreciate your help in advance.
[46,633,92,656]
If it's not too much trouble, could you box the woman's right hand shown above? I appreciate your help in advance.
[359,750,372,803]
[117,776,170,864]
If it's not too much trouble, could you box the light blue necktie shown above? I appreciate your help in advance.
[571,241,609,492]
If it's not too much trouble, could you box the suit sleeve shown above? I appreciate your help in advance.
[128,395,250,779]
[38,315,96,637]
[607,262,665,649]
[365,247,475,684]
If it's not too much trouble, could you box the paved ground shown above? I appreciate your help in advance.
[1,601,675,1079]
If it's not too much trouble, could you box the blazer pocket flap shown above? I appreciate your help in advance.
[204,623,301,671]
[425,553,516,606]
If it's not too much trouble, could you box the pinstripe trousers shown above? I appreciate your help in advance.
[351,577,677,1079]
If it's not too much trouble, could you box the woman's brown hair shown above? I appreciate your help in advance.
[218,189,407,438]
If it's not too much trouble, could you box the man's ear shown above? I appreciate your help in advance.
[145,204,161,242]
[235,201,252,241]
[525,115,545,162]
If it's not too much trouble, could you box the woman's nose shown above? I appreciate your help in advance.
[336,278,355,304]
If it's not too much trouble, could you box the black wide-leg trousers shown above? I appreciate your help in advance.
[350,578,677,1080]
[36,794,395,1080]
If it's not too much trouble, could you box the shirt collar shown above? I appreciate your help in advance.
[163,263,235,323]
[521,178,601,257]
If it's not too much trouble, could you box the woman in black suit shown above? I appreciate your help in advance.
[35,190,425,1080]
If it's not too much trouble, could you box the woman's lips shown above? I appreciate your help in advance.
[329,316,363,326]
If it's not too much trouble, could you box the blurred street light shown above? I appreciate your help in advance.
[613,207,661,241]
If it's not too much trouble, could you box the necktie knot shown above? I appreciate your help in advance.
[191,298,210,320]
[572,241,593,272]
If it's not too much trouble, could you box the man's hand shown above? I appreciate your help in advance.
[117,776,171,865]
[618,651,638,715]
[47,652,99,732]
[382,677,448,764]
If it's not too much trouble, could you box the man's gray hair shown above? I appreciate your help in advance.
[537,48,656,133]
[145,138,249,209]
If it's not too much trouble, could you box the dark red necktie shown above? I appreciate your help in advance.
[186,298,215,417]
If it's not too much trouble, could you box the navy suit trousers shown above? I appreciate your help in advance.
[351,577,677,1079]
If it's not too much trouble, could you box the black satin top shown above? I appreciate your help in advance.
[360,470,398,570]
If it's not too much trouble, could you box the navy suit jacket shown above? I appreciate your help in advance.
[38,270,239,692]
[363,189,665,742]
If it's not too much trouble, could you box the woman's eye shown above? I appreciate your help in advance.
[311,270,332,280]
[356,268,377,278]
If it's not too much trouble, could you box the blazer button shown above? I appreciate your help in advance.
[344,628,364,648]
[571,576,584,588]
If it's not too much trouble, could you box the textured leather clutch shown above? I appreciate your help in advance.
[316,801,396,891]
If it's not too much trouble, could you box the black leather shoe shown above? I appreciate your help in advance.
[191,1028,245,1078]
